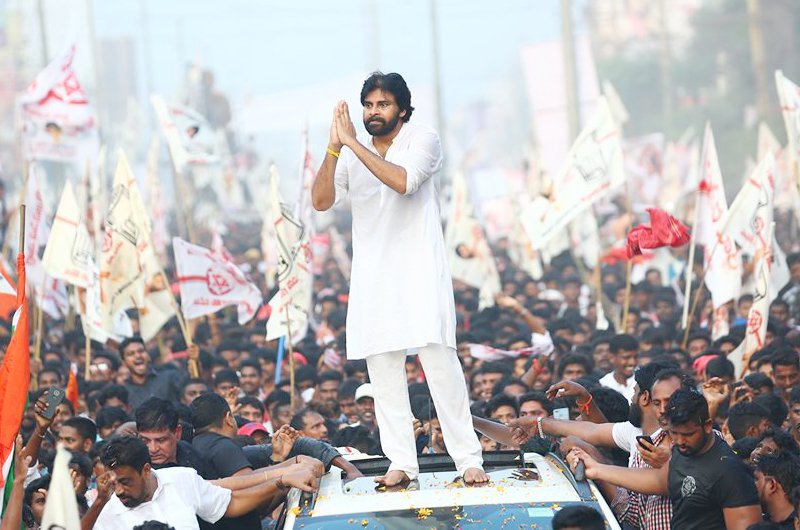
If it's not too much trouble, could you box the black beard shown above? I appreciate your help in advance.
[628,401,643,428]
[364,113,401,137]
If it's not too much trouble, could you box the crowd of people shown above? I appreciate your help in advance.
[1,226,799,529]
[2,71,800,530]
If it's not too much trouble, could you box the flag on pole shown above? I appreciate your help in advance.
[265,166,312,342]
[42,180,92,287]
[521,97,625,250]
[445,171,501,309]
[695,125,742,326]
[723,153,775,255]
[19,45,99,166]
[40,446,81,530]
[775,70,800,174]
[174,237,262,324]
[626,208,691,258]
[0,253,29,515]
[66,364,79,411]
[150,94,220,175]
[0,263,15,321]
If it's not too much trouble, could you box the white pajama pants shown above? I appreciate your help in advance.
[366,343,483,479]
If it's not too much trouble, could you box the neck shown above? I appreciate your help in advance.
[129,371,148,385]
[144,473,158,503]
[613,371,628,384]
[641,414,660,435]
[767,495,795,523]
[696,430,716,456]
[205,426,231,438]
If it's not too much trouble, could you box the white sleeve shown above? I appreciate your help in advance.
[389,129,442,195]
[530,332,555,357]
[611,421,640,452]
[190,471,232,523]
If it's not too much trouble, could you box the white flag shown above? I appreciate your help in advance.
[602,79,629,124]
[266,166,312,342]
[445,172,501,309]
[723,153,775,255]
[151,94,220,174]
[174,237,262,324]
[522,97,624,249]
[42,180,92,287]
[775,70,800,172]
[19,45,99,167]
[695,124,742,310]
[40,446,81,530]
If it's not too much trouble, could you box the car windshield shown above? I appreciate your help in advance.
[290,501,608,529]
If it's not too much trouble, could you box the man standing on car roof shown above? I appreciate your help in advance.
[311,71,487,486]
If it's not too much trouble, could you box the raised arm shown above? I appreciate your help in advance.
[311,107,344,211]
[566,447,669,496]
[224,468,319,517]
[473,416,521,448]
[210,457,323,490]
[507,415,617,448]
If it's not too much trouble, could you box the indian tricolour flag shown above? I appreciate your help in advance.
[0,253,30,516]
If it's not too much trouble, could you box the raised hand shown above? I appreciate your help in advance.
[334,101,357,148]
[33,392,55,431]
[637,437,671,469]
[271,425,297,462]
[329,108,343,151]
[281,468,320,493]
[546,380,591,402]
[96,471,118,504]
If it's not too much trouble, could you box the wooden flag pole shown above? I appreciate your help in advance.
[681,191,701,329]
[84,331,91,380]
[620,259,633,332]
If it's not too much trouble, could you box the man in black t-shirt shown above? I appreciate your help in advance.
[754,452,799,529]
[190,393,261,530]
[567,389,761,530]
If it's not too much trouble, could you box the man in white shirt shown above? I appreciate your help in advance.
[81,436,320,530]
[599,334,639,401]
[311,72,486,486]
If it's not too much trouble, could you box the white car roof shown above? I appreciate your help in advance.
[283,452,621,528]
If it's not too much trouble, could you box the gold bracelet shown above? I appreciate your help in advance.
[263,470,269,483]
[326,147,340,158]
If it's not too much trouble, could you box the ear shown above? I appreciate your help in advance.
[175,423,183,439]
[639,390,651,407]
[83,438,93,454]
[399,108,407,119]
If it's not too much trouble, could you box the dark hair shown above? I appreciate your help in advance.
[753,393,789,427]
[95,407,131,431]
[136,397,179,432]
[557,353,592,379]
[93,351,121,371]
[265,389,292,410]
[63,417,97,443]
[97,384,129,407]
[338,378,362,400]
[213,368,240,388]
[756,427,799,454]
[319,370,344,385]
[484,393,519,418]
[69,452,93,478]
[551,505,605,530]
[705,356,735,380]
[634,359,679,395]
[133,522,176,530]
[591,387,630,423]
[360,72,414,122]
[190,393,230,431]
[727,402,770,441]
[24,476,51,506]
[756,451,800,496]
[771,351,800,370]
[289,407,317,431]
[101,436,150,472]
[609,334,639,354]
[238,358,262,375]
[653,367,696,390]
[344,359,367,377]
[743,372,774,392]
[663,389,709,427]
[118,336,146,356]
[295,365,319,386]
[518,391,554,415]
[38,363,64,383]
[480,361,512,378]
[236,395,265,415]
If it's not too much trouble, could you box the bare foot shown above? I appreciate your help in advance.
[374,469,411,488]
[463,467,489,485]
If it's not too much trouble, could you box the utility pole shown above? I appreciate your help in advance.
[657,0,673,132]
[561,0,579,142]
[746,0,770,121]
[430,0,447,186]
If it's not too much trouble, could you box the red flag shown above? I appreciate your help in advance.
[66,366,79,411]
[626,208,690,258]
[0,253,29,510]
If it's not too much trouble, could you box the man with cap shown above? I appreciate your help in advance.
[238,423,269,445]
[354,383,377,433]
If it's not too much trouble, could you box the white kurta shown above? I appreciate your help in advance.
[334,121,456,360]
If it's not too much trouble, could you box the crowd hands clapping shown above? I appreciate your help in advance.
[3,223,800,529]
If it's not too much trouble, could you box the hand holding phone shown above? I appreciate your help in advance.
[636,434,653,449]
[39,387,65,420]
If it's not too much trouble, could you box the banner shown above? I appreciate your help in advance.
[445,172,501,309]
[521,98,624,250]
[775,70,800,174]
[18,45,98,166]
[40,447,81,530]
[266,166,312,342]
[695,124,742,310]
[151,94,220,175]
[42,180,92,287]
[174,237,261,324]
